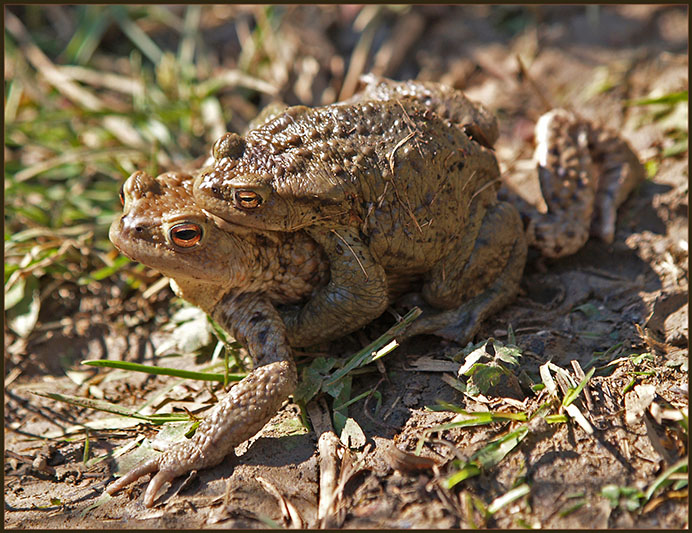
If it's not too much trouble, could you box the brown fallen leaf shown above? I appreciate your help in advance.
[379,438,439,473]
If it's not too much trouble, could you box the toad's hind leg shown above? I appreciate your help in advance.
[403,201,527,344]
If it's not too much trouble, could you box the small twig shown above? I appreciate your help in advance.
[317,431,341,521]
[388,131,416,175]
[515,54,554,113]
[257,476,304,529]
[330,229,368,280]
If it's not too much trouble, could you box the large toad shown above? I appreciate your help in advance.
[106,77,643,506]
[193,77,530,348]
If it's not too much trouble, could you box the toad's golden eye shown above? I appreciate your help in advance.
[169,223,203,248]
[119,183,125,206]
[234,189,262,209]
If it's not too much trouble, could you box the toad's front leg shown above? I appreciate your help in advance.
[280,225,389,347]
[106,293,296,507]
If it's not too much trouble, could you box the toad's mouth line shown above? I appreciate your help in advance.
[202,209,284,242]
[202,209,250,232]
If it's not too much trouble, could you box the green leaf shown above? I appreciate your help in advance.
[572,302,602,320]
[294,367,325,405]
[601,484,621,507]
[446,425,529,489]
[333,411,348,436]
[644,159,659,179]
[644,456,689,501]
[7,275,41,337]
[601,484,645,510]
[562,366,595,407]
[81,359,244,382]
[630,351,654,366]
[495,344,522,366]
[293,357,338,404]
[323,376,346,399]
[466,363,508,395]
[158,305,215,355]
[4,275,26,310]
[627,90,688,107]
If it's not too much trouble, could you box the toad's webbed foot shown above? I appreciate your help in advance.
[106,359,296,507]
[525,109,645,258]
[107,294,297,507]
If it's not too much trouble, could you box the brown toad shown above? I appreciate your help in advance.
[107,170,328,506]
[195,77,645,251]
[108,156,525,506]
[193,77,528,347]
[106,90,528,505]
[106,77,643,506]
[193,76,644,344]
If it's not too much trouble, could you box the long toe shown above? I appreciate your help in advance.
[106,457,160,496]
[143,468,178,508]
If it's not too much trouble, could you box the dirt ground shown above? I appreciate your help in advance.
[4,5,689,529]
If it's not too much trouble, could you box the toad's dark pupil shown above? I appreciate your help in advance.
[170,223,202,247]
[175,229,198,240]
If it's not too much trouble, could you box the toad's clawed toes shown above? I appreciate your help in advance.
[106,457,160,501]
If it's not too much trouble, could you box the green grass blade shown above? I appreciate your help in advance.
[445,464,481,488]
[32,391,190,424]
[626,90,688,106]
[487,483,530,514]
[644,456,688,501]
[325,307,421,385]
[81,359,245,382]
[472,425,529,470]
[562,366,595,407]
[61,6,111,65]
[111,6,164,65]
[446,425,529,488]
